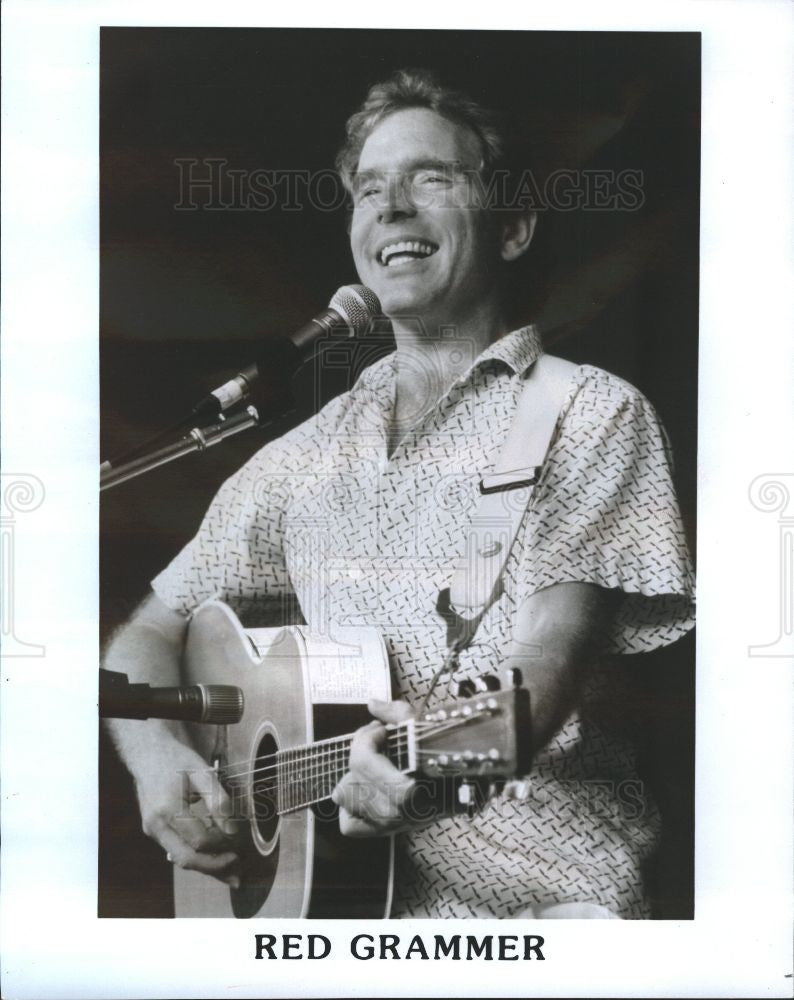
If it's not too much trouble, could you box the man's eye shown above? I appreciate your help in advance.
[356,185,382,202]
[415,171,449,185]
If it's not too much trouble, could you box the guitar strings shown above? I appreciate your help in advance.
[208,713,491,822]
[216,705,490,779]
[215,719,408,770]
[207,713,495,818]
[216,715,483,787]
[222,737,409,789]
[217,737,473,803]
[266,720,480,815]
[215,721,412,779]
[216,718,440,780]
[218,716,472,782]
[246,728,418,815]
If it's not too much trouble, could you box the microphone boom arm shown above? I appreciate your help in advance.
[100,405,262,492]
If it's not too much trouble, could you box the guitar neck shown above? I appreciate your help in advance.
[252,720,417,816]
[220,688,526,819]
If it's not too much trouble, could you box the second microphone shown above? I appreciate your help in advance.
[192,284,381,420]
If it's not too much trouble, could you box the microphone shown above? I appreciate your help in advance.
[99,669,244,724]
[193,284,381,419]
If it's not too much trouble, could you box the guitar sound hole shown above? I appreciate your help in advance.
[253,731,279,847]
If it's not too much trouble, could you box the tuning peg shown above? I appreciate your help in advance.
[506,667,523,688]
[474,674,500,693]
[453,678,477,698]
[457,782,475,807]
[504,779,531,801]
[457,780,483,816]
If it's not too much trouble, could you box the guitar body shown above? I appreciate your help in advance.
[174,601,394,918]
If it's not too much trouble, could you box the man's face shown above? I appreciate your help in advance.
[349,107,501,323]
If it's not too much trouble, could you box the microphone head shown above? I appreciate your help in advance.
[329,285,381,334]
[200,684,245,724]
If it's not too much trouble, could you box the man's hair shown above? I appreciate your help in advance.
[335,68,508,195]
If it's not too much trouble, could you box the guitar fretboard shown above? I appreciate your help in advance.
[271,721,415,815]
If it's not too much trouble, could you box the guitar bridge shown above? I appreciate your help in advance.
[210,724,229,774]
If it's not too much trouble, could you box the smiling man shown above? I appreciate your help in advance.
[105,69,695,919]
[348,106,525,328]
[344,100,533,457]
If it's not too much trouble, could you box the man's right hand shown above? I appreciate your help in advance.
[132,735,241,887]
[104,594,242,887]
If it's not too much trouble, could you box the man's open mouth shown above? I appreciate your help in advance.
[377,240,439,267]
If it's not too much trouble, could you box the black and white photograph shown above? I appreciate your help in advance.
[98,27,699,923]
[1,2,792,998]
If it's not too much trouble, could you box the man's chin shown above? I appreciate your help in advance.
[375,285,436,324]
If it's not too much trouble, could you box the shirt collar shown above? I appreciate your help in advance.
[355,323,544,396]
[468,324,544,377]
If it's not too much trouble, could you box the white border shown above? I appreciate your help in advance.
[2,1,793,997]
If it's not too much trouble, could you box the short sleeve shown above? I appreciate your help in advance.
[150,382,361,624]
[151,441,295,624]
[515,366,695,654]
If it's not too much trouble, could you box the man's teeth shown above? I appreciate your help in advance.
[379,240,437,266]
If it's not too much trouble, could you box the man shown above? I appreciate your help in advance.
[105,69,695,918]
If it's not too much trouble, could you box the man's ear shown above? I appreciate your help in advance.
[500,210,537,261]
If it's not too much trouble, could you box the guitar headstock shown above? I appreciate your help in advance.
[413,672,532,784]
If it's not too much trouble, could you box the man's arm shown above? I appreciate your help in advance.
[104,593,240,885]
[332,581,616,837]
[504,579,615,751]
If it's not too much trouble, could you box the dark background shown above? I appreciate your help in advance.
[99,28,699,918]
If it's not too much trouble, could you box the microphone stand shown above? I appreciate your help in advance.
[100,405,262,492]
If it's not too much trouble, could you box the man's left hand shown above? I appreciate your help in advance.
[332,699,425,837]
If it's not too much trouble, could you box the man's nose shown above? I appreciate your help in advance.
[377,174,417,224]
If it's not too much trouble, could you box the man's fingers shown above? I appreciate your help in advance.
[368,698,414,724]
[171,812,229,852]
[332,702,417,837]
[349,734,414,797]
[345,701,414,775]
[332,768,413,832]
[337,805,383,838]
[348,721,387,770]
[157,828,240,887]
[186,767,237,837]
[143,778,233,852]
[348,720,410,780]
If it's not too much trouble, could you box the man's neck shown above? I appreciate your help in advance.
[390,296,509,385]
[386,298,510,455]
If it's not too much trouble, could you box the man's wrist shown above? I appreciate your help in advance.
[106,717,193,782]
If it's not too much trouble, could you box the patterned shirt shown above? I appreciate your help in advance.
[153,325,695,918]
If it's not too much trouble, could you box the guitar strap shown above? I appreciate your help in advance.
[436,353,579,656]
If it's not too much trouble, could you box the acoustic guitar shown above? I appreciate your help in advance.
[174,600,531,918]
